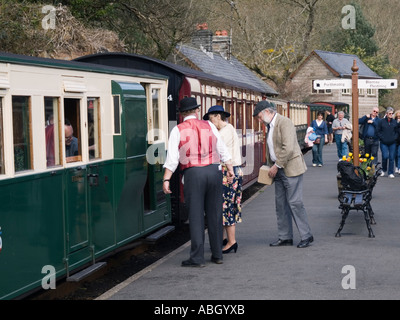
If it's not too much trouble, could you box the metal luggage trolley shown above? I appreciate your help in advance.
[335,163,381,238]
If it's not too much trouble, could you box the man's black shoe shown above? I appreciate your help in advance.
[297,236,314,248]
[181,259,206,268]
[269,239,293,247]
[211,256,223,264]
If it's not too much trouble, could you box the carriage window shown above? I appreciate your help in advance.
[45,97,61,168]
[245,104,253,131]
[113,95,121,134]
[0,99,4,174]
[152,89,160,141]
[236,102,243,130]
[226,101,234,126]
[64,98,82,163]
[88,98,101,160]
[13,96,32,172]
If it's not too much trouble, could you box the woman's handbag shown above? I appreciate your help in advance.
[314,137,321,145]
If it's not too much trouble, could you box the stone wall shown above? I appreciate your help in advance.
[289,55,379,120]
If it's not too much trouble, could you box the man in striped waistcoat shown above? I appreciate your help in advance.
[163,97,234,267]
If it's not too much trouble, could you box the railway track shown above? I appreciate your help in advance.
[28,183,265,300]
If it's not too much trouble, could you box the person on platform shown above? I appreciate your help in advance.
[359,106,380,165]
[203,105,243,254]
[395,110,400,174]
[163,97,234,267]
[311,111,328,167]
[377,107,398,178]
[253,100,314,248]
[332,111,351,160]
[326,110,335,145]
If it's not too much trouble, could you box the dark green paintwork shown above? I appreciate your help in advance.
[0,81,171,300]
[0,170,65,299]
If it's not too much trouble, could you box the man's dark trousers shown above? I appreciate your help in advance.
[364,137,379,165]
[184,164,223,264]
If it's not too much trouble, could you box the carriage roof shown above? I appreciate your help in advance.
[0,51,168,80]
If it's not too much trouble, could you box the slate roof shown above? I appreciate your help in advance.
[76,51,271,93]
[291,50,382,79]
[176,44,278,96]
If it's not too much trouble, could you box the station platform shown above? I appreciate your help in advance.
[97,144,400,301]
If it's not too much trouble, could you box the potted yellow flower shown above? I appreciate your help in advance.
[342,153,375,178]
[337,153,376,193]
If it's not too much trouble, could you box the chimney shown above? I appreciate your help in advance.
[212,30,231,60]
[192,23,213,52]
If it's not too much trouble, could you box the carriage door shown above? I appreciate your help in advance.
[143,86,170,232]
[64,98,90,263]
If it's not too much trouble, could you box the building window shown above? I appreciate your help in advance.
[0,98,4,174]
[45,97,61,168]
[13,96,32,172]
[367,88,377,96]
[88,98,101,160]
[312,80,332,94]
[342,88,351,95]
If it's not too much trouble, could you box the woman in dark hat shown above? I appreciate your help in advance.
[204,105,242,254]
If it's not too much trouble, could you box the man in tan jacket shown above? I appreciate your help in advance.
[254,101,314,248]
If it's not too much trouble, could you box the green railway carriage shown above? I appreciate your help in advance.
[0,52,171,299]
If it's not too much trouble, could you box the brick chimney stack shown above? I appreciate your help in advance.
[191,24,232,60]
[192,23,213,53]
[213,30,231,60]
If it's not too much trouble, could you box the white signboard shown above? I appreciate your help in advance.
[314,79,352,90]
[314,79,398,90]
[358,79,397,89]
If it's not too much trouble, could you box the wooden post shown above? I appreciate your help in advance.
[351,60,360,166]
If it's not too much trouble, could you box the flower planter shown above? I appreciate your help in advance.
[337,173,343,194]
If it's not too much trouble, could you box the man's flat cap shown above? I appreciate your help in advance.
[253,100,271,117]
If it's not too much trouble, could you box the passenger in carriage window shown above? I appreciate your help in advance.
[65,119,79,157]
[87,112,95,158]
[45,114,55,167]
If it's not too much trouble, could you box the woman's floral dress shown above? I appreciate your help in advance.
[222,165,243,226]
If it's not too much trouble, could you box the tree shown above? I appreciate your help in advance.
[206,0,322,94]
[320,1,379,56]
[0,1,124,58]
[47,0,212,59]
[277,0,320,56]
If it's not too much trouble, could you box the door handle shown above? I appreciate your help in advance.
[88,173,99,187]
